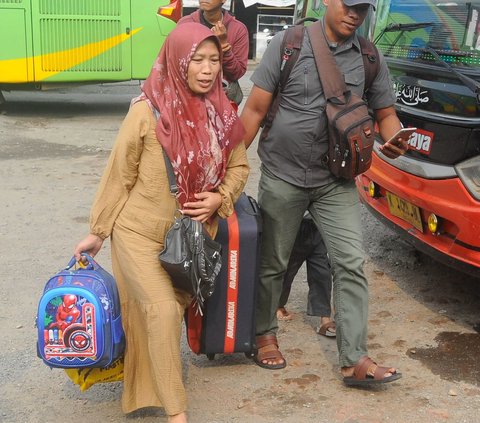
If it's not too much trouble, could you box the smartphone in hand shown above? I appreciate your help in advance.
[385,127,417,147]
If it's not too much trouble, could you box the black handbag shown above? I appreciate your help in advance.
[224,80,244,105]
[159,151,222,314]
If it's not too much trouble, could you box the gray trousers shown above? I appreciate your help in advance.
[256,166,368,367]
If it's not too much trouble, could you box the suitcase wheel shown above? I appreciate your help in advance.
[207,353,215,361]
[245,351,255,359]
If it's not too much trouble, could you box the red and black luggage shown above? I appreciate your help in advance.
[186,193,261,360]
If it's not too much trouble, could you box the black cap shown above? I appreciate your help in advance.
[343,0,376,9]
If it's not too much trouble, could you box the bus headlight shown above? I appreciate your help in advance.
[455,156,480,201]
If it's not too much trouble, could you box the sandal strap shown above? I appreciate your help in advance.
[354,356,376,380]
[256,334,279,349]
[319,321,336,332]
[257,348,284,361]
[373,365,395,380]
[353,356,396,381]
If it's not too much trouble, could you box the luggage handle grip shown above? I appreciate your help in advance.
[247,195,260,214]
[65,253,95,271]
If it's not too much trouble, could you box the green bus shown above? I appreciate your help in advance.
[0,0,182,95]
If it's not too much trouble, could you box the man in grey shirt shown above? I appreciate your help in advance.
[240,0,407,385]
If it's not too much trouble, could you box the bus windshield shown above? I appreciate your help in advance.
[375,0,480,72]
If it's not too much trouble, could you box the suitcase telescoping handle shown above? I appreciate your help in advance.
[65,253,96,271]
[247,195,260,215]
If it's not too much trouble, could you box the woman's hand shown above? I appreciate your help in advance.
[182,192,222,223]
[74,234,104,261]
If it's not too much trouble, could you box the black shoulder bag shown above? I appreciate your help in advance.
[158,150,222,315]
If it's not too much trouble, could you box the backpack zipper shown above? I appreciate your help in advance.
[354,140,360,174]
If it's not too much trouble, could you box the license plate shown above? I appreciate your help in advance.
[386,192,423,232]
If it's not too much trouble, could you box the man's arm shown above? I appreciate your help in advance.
[239,85,273,149]
[374,106,408,159]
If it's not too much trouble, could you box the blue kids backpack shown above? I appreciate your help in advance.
[36,254,125,368]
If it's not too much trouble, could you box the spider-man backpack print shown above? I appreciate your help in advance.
[36,254,125,368]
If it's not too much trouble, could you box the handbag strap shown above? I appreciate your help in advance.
[306,21,348,102]
[162,149,178,197]
[151,105,178,197]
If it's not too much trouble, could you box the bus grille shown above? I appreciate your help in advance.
[39,18,123,72]
[39,0,121,16]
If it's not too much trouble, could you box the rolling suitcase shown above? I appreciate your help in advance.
[186,193,261,360]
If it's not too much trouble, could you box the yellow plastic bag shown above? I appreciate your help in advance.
[64,356,124,391]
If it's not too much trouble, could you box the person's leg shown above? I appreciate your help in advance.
[277,220,310,319]
[308,180,399,382]
[301,219,335,336]
[303,218,332,319]
[111,225,189,417]
[255,166,308,368]
[309,180,369,367]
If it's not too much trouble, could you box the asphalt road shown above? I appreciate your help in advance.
[1,75,480,423]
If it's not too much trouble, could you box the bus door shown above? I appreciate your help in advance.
[30,0,132,84]
[0,1,34,83]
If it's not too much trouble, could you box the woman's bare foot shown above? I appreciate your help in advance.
[168,412,187,423]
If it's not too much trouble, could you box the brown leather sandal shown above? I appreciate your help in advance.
[316,321,336,338]
[343,356,402,386]
[253,334,287,370]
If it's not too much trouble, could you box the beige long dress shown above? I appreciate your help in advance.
[89,100,249,415]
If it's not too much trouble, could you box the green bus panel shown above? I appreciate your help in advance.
[0,0,34,83]
[131,0,179,79]
[31,0,132,82]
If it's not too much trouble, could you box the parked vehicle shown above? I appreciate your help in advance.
[357,0,480,278]
[0,0,182,96]
[294,0,480,278]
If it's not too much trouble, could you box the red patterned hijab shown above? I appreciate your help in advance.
[135,22,245,206]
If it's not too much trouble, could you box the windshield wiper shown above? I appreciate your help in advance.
[384,22,435,32]
[374,22,434,45]
[421,46,480,103]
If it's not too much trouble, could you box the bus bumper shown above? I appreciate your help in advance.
[356,153,480,279]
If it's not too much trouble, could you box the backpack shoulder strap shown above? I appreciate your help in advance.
[279,24,304,89]
[358,36,380,92]
[260,24,305,140]
[307,20,346,100]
